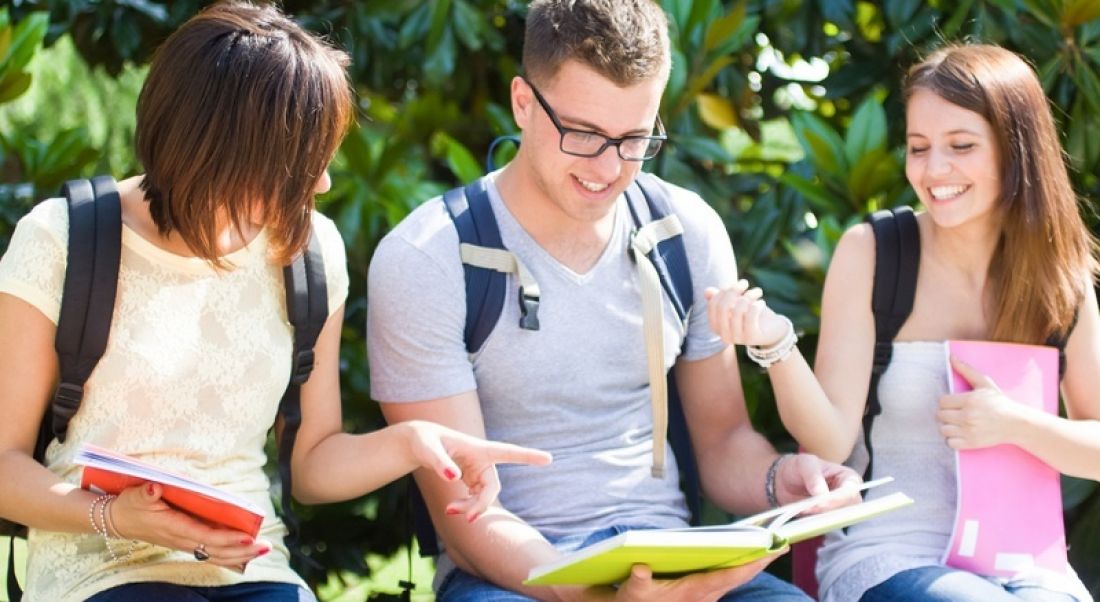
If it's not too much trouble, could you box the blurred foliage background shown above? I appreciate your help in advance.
[1,0,1099,600]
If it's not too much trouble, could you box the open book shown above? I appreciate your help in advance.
[942,340,1068,577]
[525,477,913,586]
[74,443,264,538]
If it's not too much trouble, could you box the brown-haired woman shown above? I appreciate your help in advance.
[705,44,1098,601]
[0,2,548,600]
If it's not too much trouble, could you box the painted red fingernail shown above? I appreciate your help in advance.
[467,512,480,523]
[443,468,457,480]
[257,547,270,557]
[240,538,254,545]
[146,483,155,495]
[445,507,460,516]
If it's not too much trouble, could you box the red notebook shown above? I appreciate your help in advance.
[941,340,1067,577]
[75,443,264,538]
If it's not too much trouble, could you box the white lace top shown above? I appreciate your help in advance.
[0,197,348,601]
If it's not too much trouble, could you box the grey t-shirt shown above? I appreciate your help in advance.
[367,174,737,540]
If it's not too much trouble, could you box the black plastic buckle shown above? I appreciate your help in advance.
[289,349,316,385]
[870,341,893,375]
[51,382,84,442]
[517,287,540,331]
[53,382,83,408]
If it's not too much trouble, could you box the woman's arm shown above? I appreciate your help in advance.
[937,282,1100,480]
[289,305,550,513]
[706,225,876,462]
[0,293,264,570]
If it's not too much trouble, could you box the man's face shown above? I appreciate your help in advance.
[512,60,666,225]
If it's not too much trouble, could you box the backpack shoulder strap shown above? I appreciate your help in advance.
[277,228,326,570]
[628,172,693,320]
[50,176,122,455]
[442,176,540,353]
[1045,308,1079,380]
[862,206,919,480]
[623,172,701,524]
[9,177,122,602]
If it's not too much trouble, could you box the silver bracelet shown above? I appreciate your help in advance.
[765,453,793,508]
[746,316,798,369]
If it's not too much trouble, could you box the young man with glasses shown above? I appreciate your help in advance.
[369,1,859,600]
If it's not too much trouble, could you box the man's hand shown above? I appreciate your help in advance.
[774,453,862,512]
[611,555,780,602]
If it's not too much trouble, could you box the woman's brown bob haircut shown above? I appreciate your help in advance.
[136,1,352,266]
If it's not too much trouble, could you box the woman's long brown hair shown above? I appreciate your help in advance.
[135,1,352,266]
[904,44,1098,344]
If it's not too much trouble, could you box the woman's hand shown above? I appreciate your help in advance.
[705,281,789,348]
[110,483,271,572]
[404,420,552,521]
[937,356,1029,449]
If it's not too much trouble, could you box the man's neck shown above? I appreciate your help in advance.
[494,159,619,274]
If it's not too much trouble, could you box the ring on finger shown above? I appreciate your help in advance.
[193,543,210,562]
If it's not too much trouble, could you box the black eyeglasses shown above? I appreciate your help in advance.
[523,77,666,161]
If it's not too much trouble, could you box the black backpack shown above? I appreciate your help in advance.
[4,176,328,601]
[407,158,702,558]
[861,206,1071,481]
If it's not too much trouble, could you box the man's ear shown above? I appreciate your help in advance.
[511,76,533,130]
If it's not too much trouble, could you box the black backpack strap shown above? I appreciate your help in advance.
[8,177,122,602]
[49,177,122,456]
[7,536,19,602]
[1045,308,1079,380]
[278,229,326,569]
[624,172,700,524]
[863,206,919,482]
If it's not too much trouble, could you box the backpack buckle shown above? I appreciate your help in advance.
[517,287,540,331]
[871,341,893,375]
[51,383,85,442]
[289,349,316,385]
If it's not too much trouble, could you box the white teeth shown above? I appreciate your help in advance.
[930,185,967,200]
[576,177,608,193]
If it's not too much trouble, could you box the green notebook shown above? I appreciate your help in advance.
[525,477,913,586]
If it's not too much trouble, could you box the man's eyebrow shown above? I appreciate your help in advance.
[557,112,653,137]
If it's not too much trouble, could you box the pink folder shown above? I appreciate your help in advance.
[941,340,1068,577]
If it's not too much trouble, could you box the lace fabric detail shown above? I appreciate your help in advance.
[0,197,348,600]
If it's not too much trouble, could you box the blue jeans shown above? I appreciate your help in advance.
[85,581,315,601]
[860,566,1079,602]
[437,525,810,601]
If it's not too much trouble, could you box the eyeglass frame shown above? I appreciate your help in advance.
[522,77,667,161]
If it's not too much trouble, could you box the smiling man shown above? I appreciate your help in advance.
[367,1,858,600]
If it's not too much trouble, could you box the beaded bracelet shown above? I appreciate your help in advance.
[765,453,793,508]
[87,493,112,539]
[746,316,798,369]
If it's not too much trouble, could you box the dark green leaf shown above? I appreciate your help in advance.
[778,171,848,214]
[1073,58,1100,114]
[789,111,848,182]
[883,0,921,29]
[674,134,733,163]
[703,2,745,54]
[844,95,887,167]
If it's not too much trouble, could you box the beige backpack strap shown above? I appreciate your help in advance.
[629,214,685,478]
